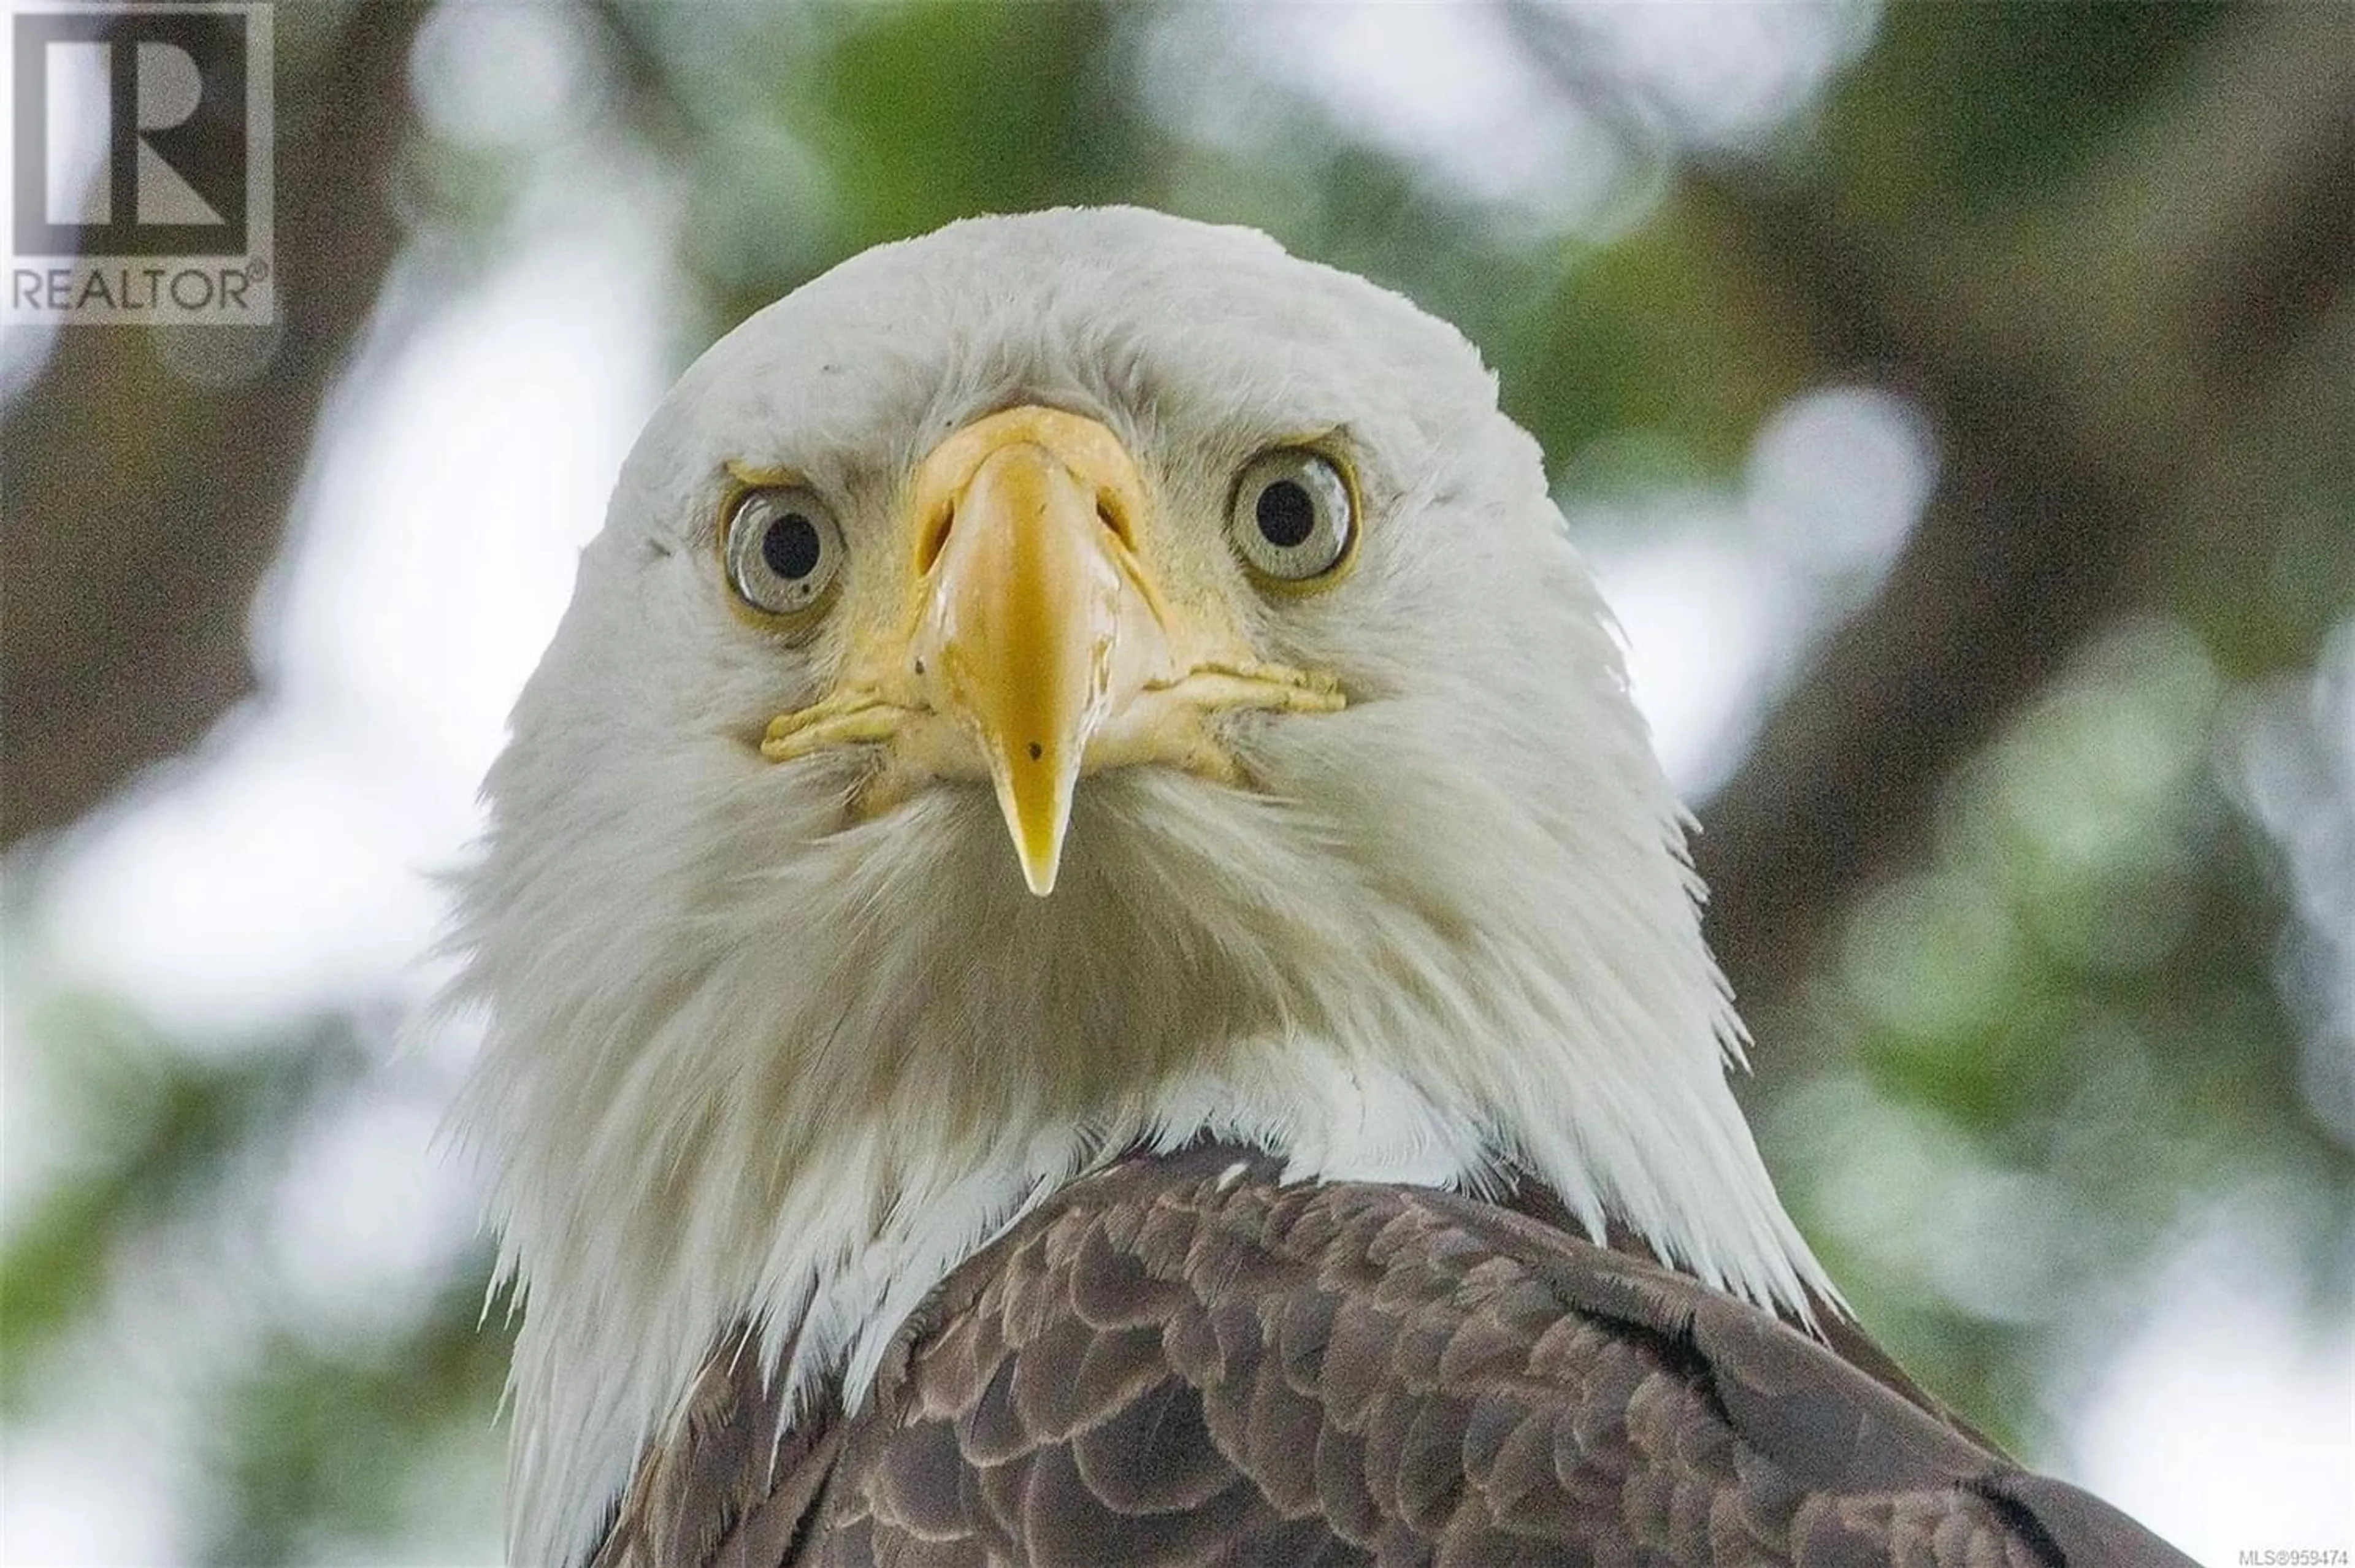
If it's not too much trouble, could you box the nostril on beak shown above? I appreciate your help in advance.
[1094,495,1134,551]
[916,501,956,575]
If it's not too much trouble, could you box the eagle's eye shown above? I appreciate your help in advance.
[1229,448,1356,587]
[726,485,844,621]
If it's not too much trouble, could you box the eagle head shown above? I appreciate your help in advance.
[449,208,1829,1566]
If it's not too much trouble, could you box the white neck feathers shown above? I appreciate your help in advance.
[452,763,1831,1568]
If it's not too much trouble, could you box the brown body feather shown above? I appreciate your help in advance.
[590,1146,2191,1568]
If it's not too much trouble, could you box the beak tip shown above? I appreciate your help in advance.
[1016,809,1068,897]
[996,770,1073,899]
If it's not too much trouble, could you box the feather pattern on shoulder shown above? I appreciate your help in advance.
[589,1146,2193,1568]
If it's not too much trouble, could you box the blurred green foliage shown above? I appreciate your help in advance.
[5,2,2347,1561]
[1765,621,2349,1456]
[2,1003,396,1388]
[1831,1,2230,210]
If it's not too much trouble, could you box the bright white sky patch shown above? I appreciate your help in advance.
[1214,3,1628,223]
[410,0,612,152]
[1582,384,1933,794]
[1141,1,1876,232]
[1588,504,1772,786]
[1557,0,1879,151]
[2219,620,2355,1145]
[2071,1224,2355,1566]
[1,1411,185,1568]
[269,1076,481,1339]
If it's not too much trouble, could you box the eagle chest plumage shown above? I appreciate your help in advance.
[589,1149,2177,1568]
[454,208,2196,1568]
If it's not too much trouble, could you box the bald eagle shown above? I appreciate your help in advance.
[451,208,2193,1568]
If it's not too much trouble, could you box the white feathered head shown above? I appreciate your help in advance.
[449,208,1828,1566]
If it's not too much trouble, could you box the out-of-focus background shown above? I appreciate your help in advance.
[3,2,2350,1563]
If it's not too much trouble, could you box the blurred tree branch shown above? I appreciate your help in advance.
[1520,5,2355,1041]
[1,5,427,850]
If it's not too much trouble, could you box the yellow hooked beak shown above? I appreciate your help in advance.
[761,407,1341,895]
[911,410,1152,893]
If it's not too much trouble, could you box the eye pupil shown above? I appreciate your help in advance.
[762,513,823,580]
[1227,449,1352,587]
[726,485,843,622]
[1255,480,1315,549]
